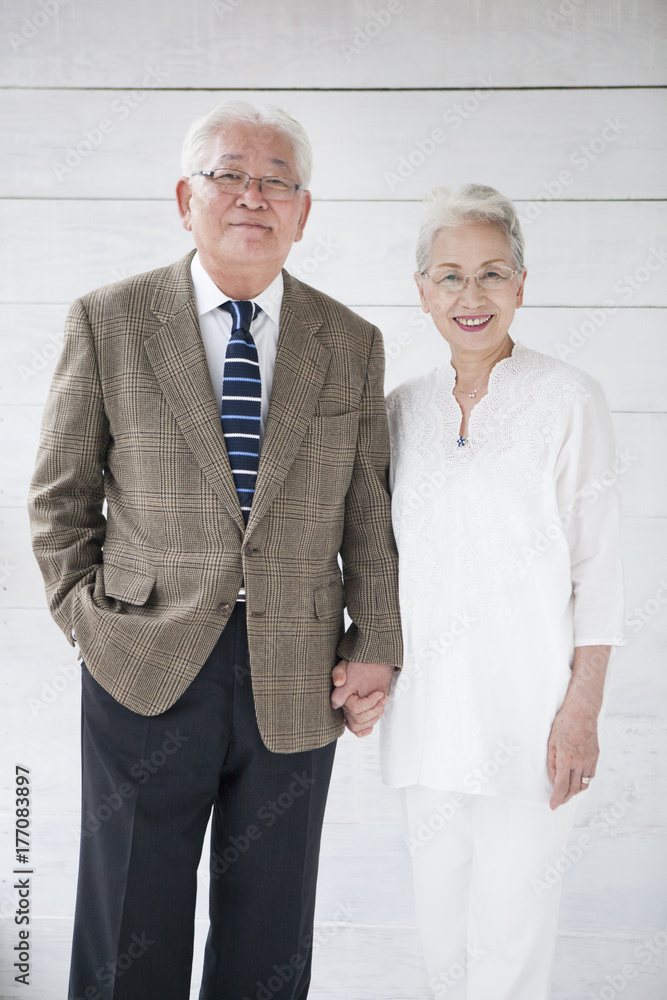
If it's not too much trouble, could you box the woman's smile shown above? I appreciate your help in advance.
[453,313,494,330]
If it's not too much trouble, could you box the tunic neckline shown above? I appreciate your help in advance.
[439,340,528,447]
[440,339,526,393]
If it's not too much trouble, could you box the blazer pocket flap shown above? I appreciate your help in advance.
[314,579,345,619]
[103,562,156,606]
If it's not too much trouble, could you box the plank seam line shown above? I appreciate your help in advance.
[1,198,665,204]
[0,85,664,92]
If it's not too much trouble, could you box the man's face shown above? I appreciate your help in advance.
[177,122,311,279]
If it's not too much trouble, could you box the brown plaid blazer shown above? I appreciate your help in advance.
[28,252,402,752]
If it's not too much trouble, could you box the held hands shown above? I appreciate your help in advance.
[331,660,394,738]
[547,702,600,810]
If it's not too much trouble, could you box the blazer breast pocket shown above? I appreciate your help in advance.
[313,577,345,620]
[305,411,360,450]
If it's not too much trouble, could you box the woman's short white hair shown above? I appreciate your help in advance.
[416,184,525,274]
[181,99,313,188]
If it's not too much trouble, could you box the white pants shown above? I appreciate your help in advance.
[401,786,578,1000]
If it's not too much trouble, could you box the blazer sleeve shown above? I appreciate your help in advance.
[27,297,109,645]
[337,325,403,667]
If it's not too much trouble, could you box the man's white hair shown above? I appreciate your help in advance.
[180,99,313,187]
[416,184,525,274]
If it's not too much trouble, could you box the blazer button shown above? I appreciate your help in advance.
[217,603,231,615]
[244,544,255,557]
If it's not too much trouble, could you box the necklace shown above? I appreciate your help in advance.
[454,382,488,399]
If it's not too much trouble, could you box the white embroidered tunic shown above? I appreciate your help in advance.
[380,342,624,803]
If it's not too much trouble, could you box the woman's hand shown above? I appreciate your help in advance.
[547,702,600,809]
[547,644,611,810]
[331,660,392,737]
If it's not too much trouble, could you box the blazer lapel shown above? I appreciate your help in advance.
[246,272,331,535]
[144,254,245,532]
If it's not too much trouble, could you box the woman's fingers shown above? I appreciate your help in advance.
[547,706,600,808]
[342,691,388,737]
[549,753,598,809]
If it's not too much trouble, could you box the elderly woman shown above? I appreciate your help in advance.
[335,184,624,999]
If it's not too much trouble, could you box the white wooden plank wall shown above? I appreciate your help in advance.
[1,1,665,997]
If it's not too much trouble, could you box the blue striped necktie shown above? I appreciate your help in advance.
[219,300,262,523]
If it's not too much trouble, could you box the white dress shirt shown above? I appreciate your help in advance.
[380,342,624,804]
[190,252,283,598]
[190,251,283,449]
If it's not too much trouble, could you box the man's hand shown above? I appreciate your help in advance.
[331,660,394,738]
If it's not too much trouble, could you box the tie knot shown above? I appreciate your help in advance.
[221,300,260,333]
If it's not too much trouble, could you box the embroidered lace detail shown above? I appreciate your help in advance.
[387,342,593,631]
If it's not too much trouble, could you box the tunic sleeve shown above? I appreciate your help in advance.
[554,377,625,646]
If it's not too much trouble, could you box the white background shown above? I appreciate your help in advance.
[0,1,665,997]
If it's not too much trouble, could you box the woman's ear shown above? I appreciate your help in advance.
[415,273,430,313]
[515,268,527,308]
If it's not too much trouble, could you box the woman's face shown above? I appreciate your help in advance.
[416,222,526,356]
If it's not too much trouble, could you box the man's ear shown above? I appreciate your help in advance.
[176,177,193,231]
[293,190,312,244]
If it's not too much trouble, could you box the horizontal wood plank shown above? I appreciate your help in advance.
[1,200,665,307]
[1,919,665,1000]
[2,0,664,88]
[2,88,664,200]
[2,305,665,412]
[4,405,666,516]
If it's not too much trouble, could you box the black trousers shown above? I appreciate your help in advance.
[68,604,336,1000]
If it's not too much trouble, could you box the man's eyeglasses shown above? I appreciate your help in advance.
[421,265,521,292]
[191,168,304,201]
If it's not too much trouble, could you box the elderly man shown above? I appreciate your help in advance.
[28,100,401,1000]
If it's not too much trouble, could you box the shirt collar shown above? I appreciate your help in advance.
[190,251,283,327]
